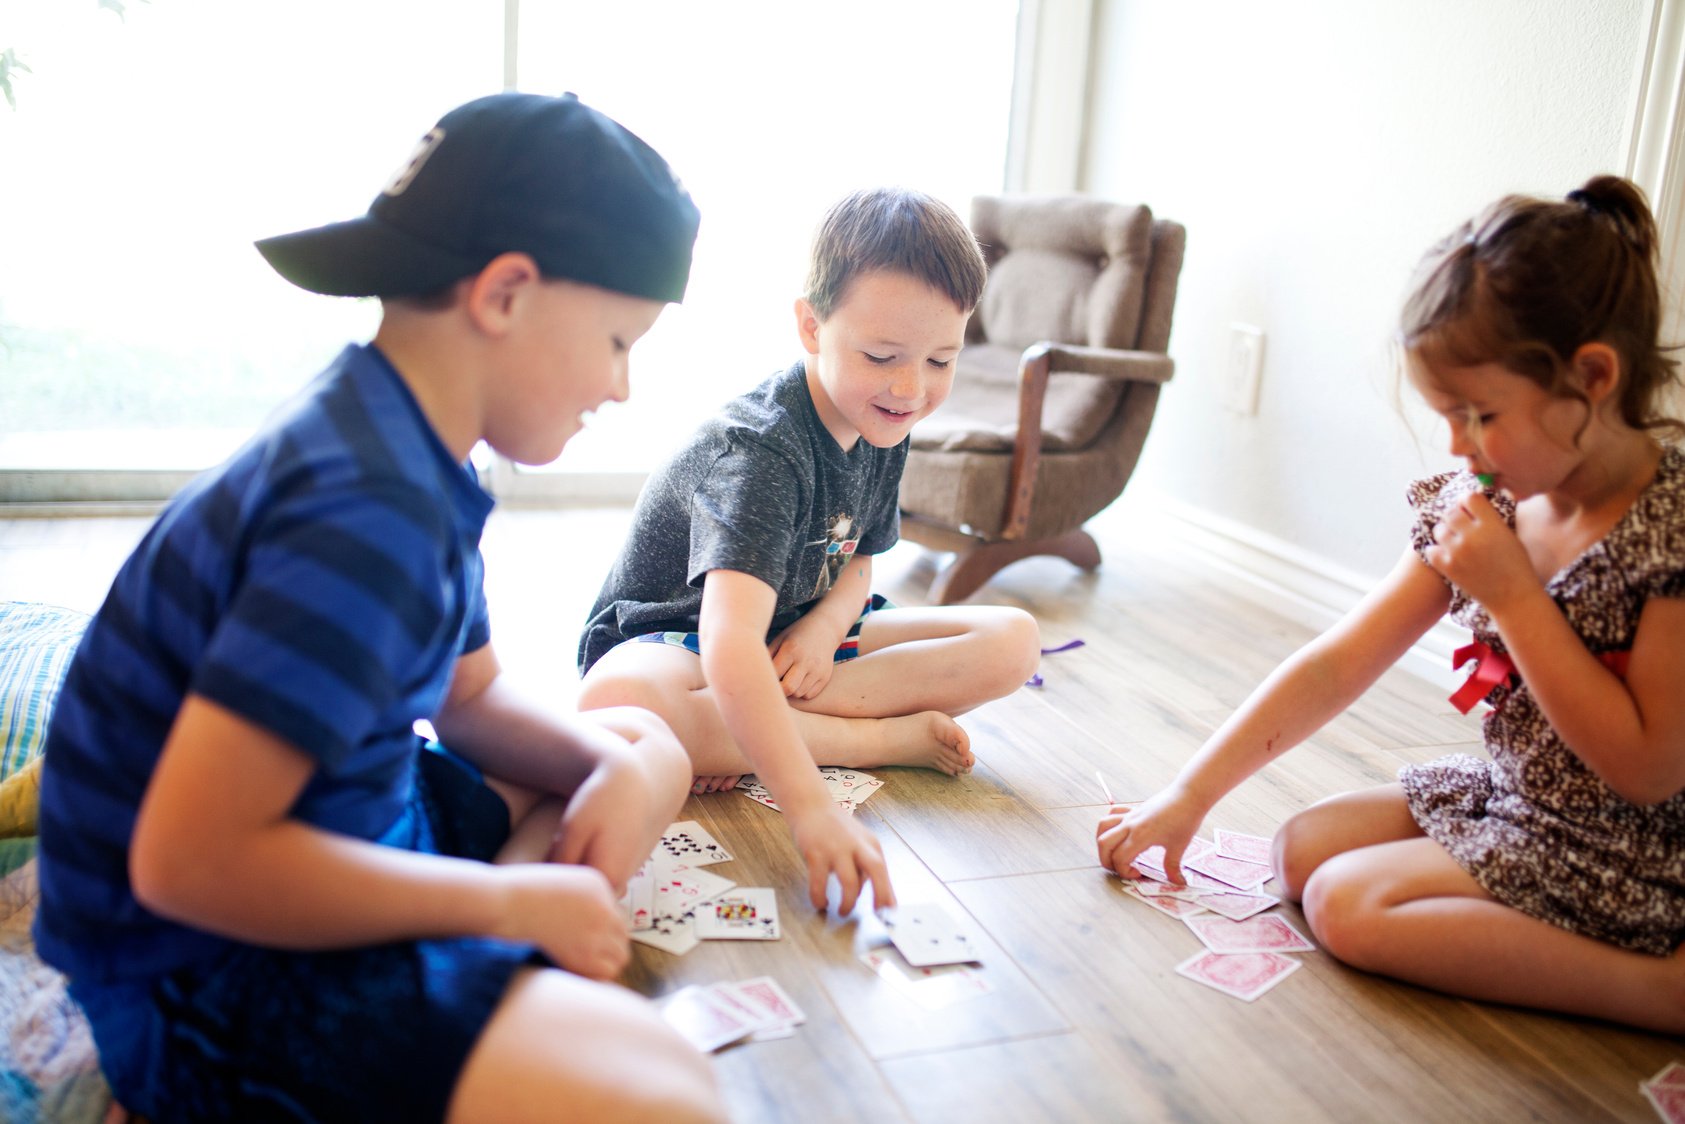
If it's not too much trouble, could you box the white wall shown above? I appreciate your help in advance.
[1082,0,1651,585]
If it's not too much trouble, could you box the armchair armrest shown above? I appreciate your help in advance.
[1001,343,1174,540]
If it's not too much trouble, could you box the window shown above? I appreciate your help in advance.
[0,2,1018,502]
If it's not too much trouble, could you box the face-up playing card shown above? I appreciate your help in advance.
[1193,890,1279,922]
[859,946,995,1010]
[658,821,734,866]
[622,859,656,931]
[631,907,702,955]
[659,985,756,1052]
[1175,949,1301,1001]
[1184,912,1315,954]
[1213,828,1274,867]
[695,888,782,940]
[736,776,782,811]
[652,864,736,919]
[884,902,982,967]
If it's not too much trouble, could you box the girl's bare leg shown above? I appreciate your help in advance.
[1271,783,1424,897]
[1301,834,1685,1033]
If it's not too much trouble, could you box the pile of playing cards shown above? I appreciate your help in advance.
[658,976,806,1053]
[625,821,783,956]
[737,767,884,815]
[857,902,994,1011]
[1642,1061,1685,1123]
[1118,828,1313,1002]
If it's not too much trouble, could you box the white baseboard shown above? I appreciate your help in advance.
[1124,491,1465,693]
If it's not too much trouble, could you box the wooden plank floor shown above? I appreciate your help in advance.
[2,501,1678,1123]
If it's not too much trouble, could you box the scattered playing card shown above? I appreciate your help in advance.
[859,946,995,1010]
[1184,849,1273,892]
[1649,1062,1685,1089]
[1185,913,1315,954]
[659,821,734,865]
[1175,949,1301,1001]
[1132,879,1201,901]
[1644,1076,1685,1124]
[1194,890,1279,922]
[1213,828,1274,867]
[659,985,756,1052]
[737,770,884,814]
[631,907,702,955]
[1121,882,1208,919]
[695,888,782,940]
[622,859,656,931]
[732,975,807,1029]
[884,902,982,967]
[653,864,736,916]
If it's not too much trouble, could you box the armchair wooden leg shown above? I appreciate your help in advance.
[927,528,1103,604]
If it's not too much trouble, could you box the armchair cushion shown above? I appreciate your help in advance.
[915,343,1122,454]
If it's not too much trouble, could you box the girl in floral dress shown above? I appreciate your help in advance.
[1098,176,1685,1032]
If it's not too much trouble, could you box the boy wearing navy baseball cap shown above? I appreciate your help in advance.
[35,92,725,1123]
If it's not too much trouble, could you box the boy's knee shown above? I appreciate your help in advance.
[577,668,663,714]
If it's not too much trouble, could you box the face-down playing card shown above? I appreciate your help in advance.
[883,902,982,967]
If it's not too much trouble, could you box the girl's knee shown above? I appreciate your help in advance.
[1271,810,1322,900]
[983,606,1041,686]
[1301,858,1385,970]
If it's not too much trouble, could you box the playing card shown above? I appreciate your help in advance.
[821,767,883,810]
[1643,1078,1685,1124]
[1185,913,1315,954]
[1132,879,1201,901]
[703,982,781,1037]
[1649,1062,1685,1089]
[1175,949,1301,1001]
[652,864,736,919]
[732,975,807,1028]
[859,946,994,1010]
[884,902,982,967]
[695,888,782,940]
[1184,849,1274,892]
[1193,890,1279,922]
[631,907,702,955]
[1121,882,1208,919]
[736,776,782,811]
[659,985,755,1052]
[1213,828,1274,867]
[658,821,734,865]
[622,859,655,931]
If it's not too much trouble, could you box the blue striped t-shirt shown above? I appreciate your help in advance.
[34,343,495,985]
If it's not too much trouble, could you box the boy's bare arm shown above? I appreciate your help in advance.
[129,694,631,979]
[698,569,894,911]
[769,555,873,700]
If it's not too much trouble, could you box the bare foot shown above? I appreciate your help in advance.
[864,712,973,776]
[691,774,744,795]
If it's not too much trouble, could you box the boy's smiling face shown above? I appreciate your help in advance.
[486,278,665,466]
[797,269,969,451]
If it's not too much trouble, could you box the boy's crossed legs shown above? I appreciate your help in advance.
[1276,784,1685,1034]
[578,605,1039,789]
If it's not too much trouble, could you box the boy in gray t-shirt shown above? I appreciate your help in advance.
[579,188,1041,914]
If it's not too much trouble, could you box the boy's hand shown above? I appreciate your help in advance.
[495,864,629,981]
[768,613,844,700]
[1095,785,1206,885]
[552,753,665,894]
[787,802,895,913]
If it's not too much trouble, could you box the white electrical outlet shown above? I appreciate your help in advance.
[1224,324,1264,415]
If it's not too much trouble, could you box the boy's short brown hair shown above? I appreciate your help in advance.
[803,188,987,320]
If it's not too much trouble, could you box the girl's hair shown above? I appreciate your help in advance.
[803,187,987,320]
[1400,175,1682,439]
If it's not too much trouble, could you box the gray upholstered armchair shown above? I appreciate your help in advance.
[898,195,1185,603]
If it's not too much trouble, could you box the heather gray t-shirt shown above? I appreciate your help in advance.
[578,361,905,673]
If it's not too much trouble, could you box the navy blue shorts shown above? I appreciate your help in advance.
[72,745,533,1123]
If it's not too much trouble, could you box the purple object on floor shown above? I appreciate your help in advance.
[1026,637,1086,686]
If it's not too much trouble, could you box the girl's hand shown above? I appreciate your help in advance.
[769,615,843,700]
[787,802,895,913]
[495,864,630,981]
[1423,492,1540,613]
[1096,785,1207,884]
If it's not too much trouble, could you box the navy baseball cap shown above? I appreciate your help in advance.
[256,92,700,302]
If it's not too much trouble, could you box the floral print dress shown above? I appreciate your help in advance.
[1400,445,1685,954]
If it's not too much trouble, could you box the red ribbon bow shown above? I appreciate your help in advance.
[1449,640,1631,715]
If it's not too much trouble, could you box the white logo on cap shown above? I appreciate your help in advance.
[383,127,445,197]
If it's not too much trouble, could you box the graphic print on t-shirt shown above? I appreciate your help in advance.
[809,512,860,598]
